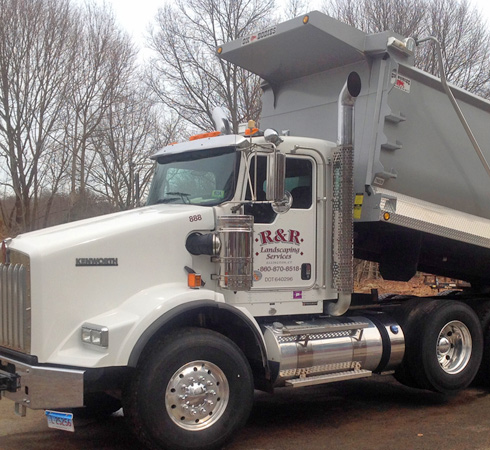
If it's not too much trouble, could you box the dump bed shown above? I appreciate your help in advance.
[220,12,490,219]
[219,11,490,283]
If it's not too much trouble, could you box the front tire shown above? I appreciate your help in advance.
[124,328,254,450]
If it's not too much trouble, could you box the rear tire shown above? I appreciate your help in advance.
[393,299,426,388]
[397,300,482,393]
[472,301,490,386]
[124,327,254,450]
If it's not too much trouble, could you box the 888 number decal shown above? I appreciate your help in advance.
[189,214,202,222]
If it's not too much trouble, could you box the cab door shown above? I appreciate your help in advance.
[244,154,316,292]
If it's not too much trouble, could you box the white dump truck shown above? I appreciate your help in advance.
[2,11,490,450]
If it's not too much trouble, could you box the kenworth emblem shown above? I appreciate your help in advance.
[76,258,118,267]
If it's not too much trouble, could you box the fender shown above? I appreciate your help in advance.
[127,300,271,379]
[43,284,270,381]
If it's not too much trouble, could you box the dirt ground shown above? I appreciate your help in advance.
[355,274,452,297]
[2,376,490,450]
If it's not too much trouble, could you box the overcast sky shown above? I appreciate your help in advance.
[97,0,490,56]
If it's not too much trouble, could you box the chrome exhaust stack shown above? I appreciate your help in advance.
[328,72,361,316]
[337,72,362,146]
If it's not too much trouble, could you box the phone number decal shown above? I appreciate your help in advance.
[259,266,300,272]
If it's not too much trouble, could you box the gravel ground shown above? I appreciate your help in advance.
[2,375,490,450]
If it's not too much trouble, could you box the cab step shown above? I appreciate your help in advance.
[277,321,369,336]
[285,369,372,388]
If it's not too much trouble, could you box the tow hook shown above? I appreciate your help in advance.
[0,370,21,393]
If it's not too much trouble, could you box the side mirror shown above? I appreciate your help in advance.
[266,151,285,202]
[266,151,291,213]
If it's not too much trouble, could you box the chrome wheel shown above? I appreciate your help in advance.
[437,320,472,374]
[165,360,229,431]
[125,328,253,450]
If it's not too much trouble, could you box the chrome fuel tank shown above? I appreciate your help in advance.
[263,315,404,385]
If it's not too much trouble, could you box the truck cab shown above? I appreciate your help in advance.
[146,132,337,314]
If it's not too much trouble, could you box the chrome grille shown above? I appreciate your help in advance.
[0,250,31,353]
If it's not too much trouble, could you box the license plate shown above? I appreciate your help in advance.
[45,410,75,432]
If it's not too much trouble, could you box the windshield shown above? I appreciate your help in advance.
[147,148,238,206]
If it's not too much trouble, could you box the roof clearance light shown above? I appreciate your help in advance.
[217,46,223,55]
[303,15,309,24]
[245,119,258,136]
[244,127,259,136]
[189,131,221,141]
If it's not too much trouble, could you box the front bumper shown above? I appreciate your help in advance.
[0,353,84,411]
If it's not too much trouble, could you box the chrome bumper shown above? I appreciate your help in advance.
[0,354,84,412]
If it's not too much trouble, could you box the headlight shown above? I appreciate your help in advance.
[81,323,109,348]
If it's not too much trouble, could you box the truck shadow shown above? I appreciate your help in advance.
[248,376,446,426]
[227,376,489,449]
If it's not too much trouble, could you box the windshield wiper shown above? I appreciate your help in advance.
[156,192,191,204]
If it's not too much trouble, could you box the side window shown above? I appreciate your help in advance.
[287,159,312,209]
[244,156,275,223]
[244,156,313,222]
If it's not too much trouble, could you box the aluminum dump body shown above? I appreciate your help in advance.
[219,11,490,221]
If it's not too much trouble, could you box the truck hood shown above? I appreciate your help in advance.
[8,205,217,361]
[11,204,215,256]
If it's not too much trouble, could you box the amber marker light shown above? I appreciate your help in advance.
[383,212,391,221]
[245,119,259,136]
[188,272,202,289]
[189,131,221,141]
[244,127,259,136]
[303,15,309,24]
[217,47,223,54]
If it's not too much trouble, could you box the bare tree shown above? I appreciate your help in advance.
[89,84,183,210]
[0,0,147,232]
[65,1,136,218]
[146,0,275,133]
[324,0,490,97]
[0,0,77,232]
[282,0,311,20]
[325,0,427,36]
[34,132,72,229]
[419,0,490,96]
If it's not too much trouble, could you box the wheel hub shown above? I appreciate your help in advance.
[186,382,207,397]
[165,360,229,431]
[438,336,451,355]
[436,320,472,375]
